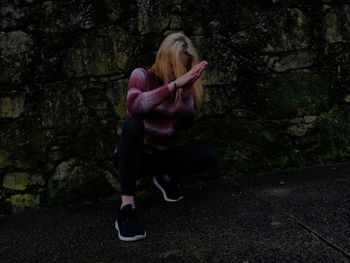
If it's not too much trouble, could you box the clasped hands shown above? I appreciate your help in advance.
[168,60,208,92]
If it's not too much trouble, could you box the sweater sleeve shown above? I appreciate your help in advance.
[127,68,173,116]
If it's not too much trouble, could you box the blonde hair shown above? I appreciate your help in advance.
[150,32,204,110]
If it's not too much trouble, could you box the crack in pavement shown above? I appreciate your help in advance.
[243,187,350,261]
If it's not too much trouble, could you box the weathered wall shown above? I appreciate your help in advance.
[1,0,350,214]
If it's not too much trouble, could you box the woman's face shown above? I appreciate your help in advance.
[180,52,191,71]
[169,51,192,80]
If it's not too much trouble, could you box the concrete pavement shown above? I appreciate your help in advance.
[1,162,350,262]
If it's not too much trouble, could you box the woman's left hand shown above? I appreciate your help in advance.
[182,61,208,90]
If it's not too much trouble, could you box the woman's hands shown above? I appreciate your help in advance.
[168,60,208,92]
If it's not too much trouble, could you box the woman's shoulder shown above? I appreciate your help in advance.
[131,67,158,80]
[130,67,148,78]
[129,68,162,86]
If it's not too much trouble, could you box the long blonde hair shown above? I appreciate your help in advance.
[150,32,204,110]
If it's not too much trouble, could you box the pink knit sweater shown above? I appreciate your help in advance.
[126,68,195,147]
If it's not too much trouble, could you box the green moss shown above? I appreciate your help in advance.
[96,60,109,75]
[47,159,115,205]
[29,174,46,186]
[255,71,331,119]
[287,120,315,137]
[71,43,110,76]
[0,120,47,169]
[3,172,30,191]
[6,121,47,169]
[281,37,293,51]
[71,166,82,177]
[42,115,54,127]
[71,47,85,75]
[116,51,128,70]
[179,116,294,173]
[305,107,350,164]
[292,15,305,36]
[325,12,339,43]
[96,45,110,75]
[5,194,40,213]
[261,130,274,142]
[0,96,24,118]
[296,16,304,28]
[203,90,210,103]
[0,150,9,169]
[110,28,129,70]
[202,72,222,86]
[113,42,128,70]
[116,96,126,118]
[69,28,129,77]
[182,107,350,175]
[23,122,47,166]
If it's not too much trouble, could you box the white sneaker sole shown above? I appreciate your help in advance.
[152,177,184,202]
[115,220,146,242]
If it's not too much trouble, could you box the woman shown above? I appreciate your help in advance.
[114,32,218,242]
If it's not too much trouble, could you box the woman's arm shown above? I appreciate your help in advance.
[127,61,207,116]
[127,68,173,116]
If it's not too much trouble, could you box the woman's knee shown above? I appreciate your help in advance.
[121,116,144,138]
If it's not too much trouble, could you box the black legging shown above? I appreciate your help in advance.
[116,116,219,196]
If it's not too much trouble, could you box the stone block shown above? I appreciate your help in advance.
[324,5,350,43]
[5,193,40,213]
[3,172,30,191]
[39,81,88,129]
[62,26,134,78]
[29,173,46,187]
[0,31,34,84]
[244,70,331,119]
[266,52,315,72]
[0,150,9,169]
[0,94,25,118]
[137,0,173,34]
[344,94,350,102]
[47,158,115,204]
[0,120,47,170]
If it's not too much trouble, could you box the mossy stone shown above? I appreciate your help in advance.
[0,96,25,118]
[29,174,46,187]
[0,150,9,169]
[251,70,331,119]
[3,172,30,191]
[47,158,115,204]
[116,96,126,119]
[0,120,47,170]
[0,31,34,84]
[65,26,133,78]
[5,194,40,213]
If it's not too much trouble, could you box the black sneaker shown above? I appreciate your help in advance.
[153,175,184,202]
[115,204,146,242]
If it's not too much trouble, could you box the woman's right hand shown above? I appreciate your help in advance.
[168,60,208,91]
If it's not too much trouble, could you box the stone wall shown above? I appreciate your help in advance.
[1,0,349,214]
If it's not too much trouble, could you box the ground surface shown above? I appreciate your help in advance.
[1,162,350,262]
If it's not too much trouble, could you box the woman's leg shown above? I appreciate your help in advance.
[117,116,144,207]
[162,145,219,180]
[151,145,219,202]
